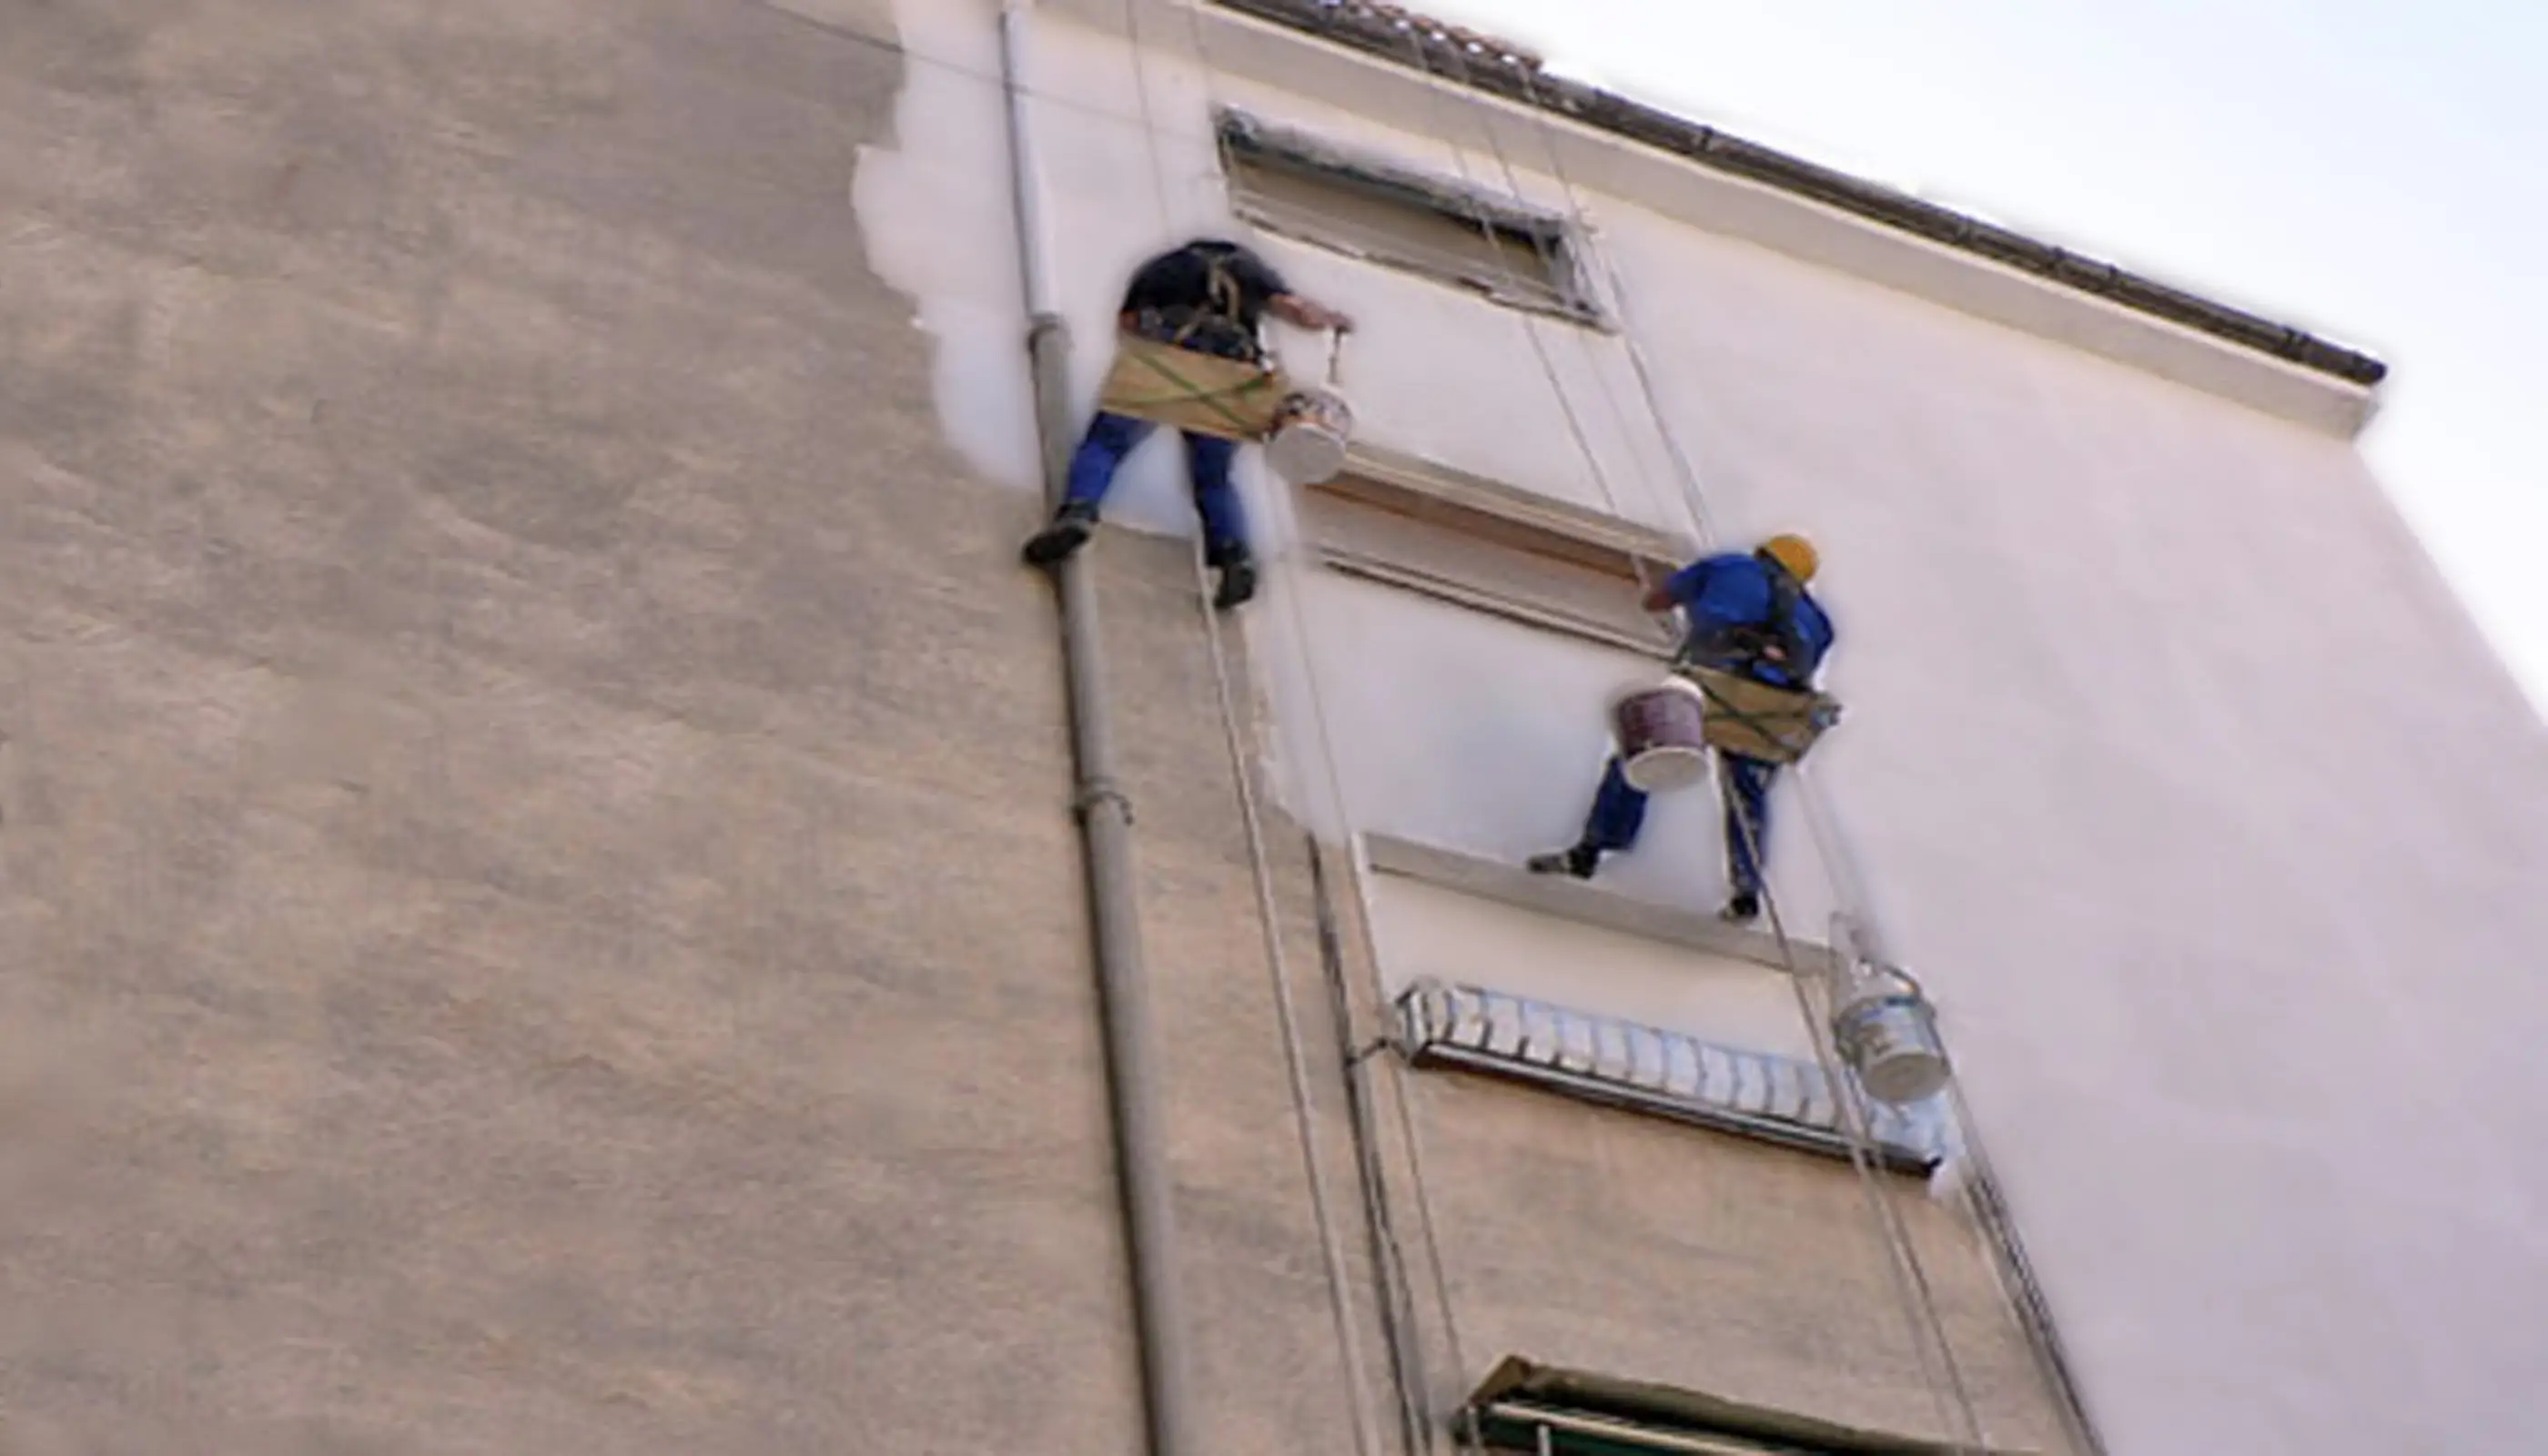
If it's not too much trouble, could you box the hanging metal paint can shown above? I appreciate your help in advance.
[1265,387,1353,484]
[1265,329,1355,486]
[1831,966,1950,1106]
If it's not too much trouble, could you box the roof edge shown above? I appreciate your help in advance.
[1213,0,2387,389]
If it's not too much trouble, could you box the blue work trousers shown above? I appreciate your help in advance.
[1582,752,1778,895]
[1064,411,1249,560]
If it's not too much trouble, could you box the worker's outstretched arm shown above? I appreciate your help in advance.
[1270,293,1355,333]
[1647,558,1717,619]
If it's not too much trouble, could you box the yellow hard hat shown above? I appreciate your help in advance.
[1761,533,1819,583]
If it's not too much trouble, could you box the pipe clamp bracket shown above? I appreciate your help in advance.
[1074,777,1135,826]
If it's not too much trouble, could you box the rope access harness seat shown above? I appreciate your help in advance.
[1096,247,1297,439]
[1678,664,1842,766]
[1096,330,1294,440]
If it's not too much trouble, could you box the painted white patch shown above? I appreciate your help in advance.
[1368,873,1816,1058]
[853,0,1266,541]
[848,0,1042,496]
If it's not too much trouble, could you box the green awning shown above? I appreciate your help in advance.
[1466,1356,2045,1456]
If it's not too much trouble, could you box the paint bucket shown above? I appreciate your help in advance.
[1265,385,1353,485]
[1609,677,1711,793]
[1830,974,1950,1106]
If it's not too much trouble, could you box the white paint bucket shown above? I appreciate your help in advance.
[1266,386,1353,485]
[1830,984,1950,1107]
[1609,676,1711,793]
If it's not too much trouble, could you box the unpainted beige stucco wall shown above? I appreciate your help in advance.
[0,0,1159,1449]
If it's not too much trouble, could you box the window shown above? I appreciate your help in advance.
[1299,445,1686,654]
[1217,106,1603,322]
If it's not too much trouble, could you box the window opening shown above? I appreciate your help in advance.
[1298,449,1684,652]
[1217,106,1603,322]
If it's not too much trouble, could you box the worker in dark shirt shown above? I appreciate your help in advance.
[1529,534,1835,923]
[1021,238,1353,609]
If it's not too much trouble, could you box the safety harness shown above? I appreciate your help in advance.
[1683,553,1815,686]
[1134,246,1264,365]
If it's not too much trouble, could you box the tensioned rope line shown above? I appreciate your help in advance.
[1189,525,1391,1456]
[1787,779,2105,1456]
[1148,8,1479,1452]
[1366,17,2002,1451]
[1491,40,2088,1455]
[1390,34,1690,558]
[1106,9,1390,1456]
[1369,23,1671,598]
[1431,35,2002,1451]
[1121,7,1994,1455]
[1372,15,1990,1442]
[1324,61,1972,1453]
[1172,46,1480,1456]
[1481,51,2064,1453]
[1719,783,1988,1455]
[1476,60,1719,549]
[1148,4,1967,1451]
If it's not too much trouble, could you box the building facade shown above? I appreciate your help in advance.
[5,0,2545,1453]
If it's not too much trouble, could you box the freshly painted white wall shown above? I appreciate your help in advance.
[1264,568,1833,922]
[1368,874,1815,1058]
[857,1,2548,1451]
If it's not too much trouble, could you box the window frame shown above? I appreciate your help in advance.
[1215,105,1609,325]
[1297,445,1691,657]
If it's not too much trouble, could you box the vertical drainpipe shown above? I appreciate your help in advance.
[997,5,1198,1456]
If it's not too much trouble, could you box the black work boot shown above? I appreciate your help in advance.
[1209,546,1258,611]
[1022,500,1098,567]
[1527,844,1601,880]
[1720,889,1762,924]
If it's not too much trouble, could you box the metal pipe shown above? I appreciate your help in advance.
[998,5,1197,1455]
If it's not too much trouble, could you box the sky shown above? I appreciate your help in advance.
[1426,0,2548,714]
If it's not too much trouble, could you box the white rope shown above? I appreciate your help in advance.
[1151,9,1478,1450]
[1388,1062,1482,1456]
[1189,537,1390,1456]
[1408,35,1687,549]
[1502,66,1720,547]
[1934,1076,2106,1456]
[1120,0,1178,232]
[1242,441,1471,1456]
[1114,9,1389,1456]
[1404,27,2000,1452]
[1719,781,1990,1454]
[1374,19,1664,595]
[1239,439,1476,1456]
[1118,8,2019,1455]
[1151,6,1970,1449]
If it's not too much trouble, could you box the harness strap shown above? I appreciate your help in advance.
[1684,558,1813,686]
[1165,251,1258,359]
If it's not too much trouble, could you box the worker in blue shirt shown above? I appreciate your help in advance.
[1529,533,1833,924]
